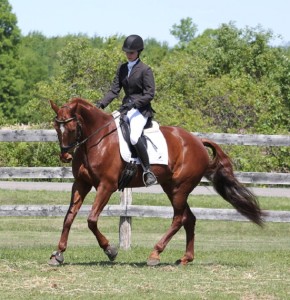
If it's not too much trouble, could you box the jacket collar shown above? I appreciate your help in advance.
[128,59,141,77]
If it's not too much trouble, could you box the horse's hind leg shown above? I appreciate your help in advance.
[48,180,92,266]
[147,185,196,266]
[177,204,196,265]
[147,206,184,266]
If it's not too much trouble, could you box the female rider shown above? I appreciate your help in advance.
[96,34,157,186]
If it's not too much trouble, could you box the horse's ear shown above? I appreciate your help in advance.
[49,100,59,114]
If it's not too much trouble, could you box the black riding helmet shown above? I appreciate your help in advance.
[122,35,144,52]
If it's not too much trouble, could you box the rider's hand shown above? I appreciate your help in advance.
[96,101,105,109]
[118,102,135,114]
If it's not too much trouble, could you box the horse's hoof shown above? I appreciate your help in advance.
[175,258,191,266]
[48,251,64,266]
[147,258,160,266]
[104,245,118,261]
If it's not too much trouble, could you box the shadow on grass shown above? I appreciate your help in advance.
[48,259,251,269]
[60,260,184,268]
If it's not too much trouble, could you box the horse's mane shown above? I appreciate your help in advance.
[65,97,110,120]
[69,97,94,108]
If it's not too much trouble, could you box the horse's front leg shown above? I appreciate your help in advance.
[87,184,118,262]
[48,180,92,266]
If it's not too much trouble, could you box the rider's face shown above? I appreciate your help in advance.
[125,51,138,61]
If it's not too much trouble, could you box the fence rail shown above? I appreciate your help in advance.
[0,167,289,185]
[1,204,290,223]
[1,130,289,186]
[1,129,290,146]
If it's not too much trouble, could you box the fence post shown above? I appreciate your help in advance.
[119,188,132,250]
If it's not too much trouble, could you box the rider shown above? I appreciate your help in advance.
[96,34,157,186]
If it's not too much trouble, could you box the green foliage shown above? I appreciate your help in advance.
[0,142,61,167]
[22,36,125,123]
[153,50,212,131]
[0,8,289,172]
[170,17,198,45]
[142,38,170,66]
[0,0,20,56]
[0,0,25,124]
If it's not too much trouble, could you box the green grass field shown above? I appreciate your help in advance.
[0,189,290,299]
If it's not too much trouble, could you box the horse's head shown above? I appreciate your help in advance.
[50,99,83,163]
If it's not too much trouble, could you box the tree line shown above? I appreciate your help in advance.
[0,0,289,173]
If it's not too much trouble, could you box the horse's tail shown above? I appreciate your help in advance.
[202,138,264,226]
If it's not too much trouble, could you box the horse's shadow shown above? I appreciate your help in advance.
[52,260,251,268]
[62,261,181,268]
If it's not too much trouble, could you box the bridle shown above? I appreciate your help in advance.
[54,116,82,154]
[54,114,119,154]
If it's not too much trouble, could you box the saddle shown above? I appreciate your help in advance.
[112,111,168,191]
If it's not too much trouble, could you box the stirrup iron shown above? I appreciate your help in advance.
[143,171,157,187]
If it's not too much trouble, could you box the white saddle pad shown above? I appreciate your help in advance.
[112,111,168,165]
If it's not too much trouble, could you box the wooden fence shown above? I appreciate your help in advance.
[0,130,289,185]
[0,130,289,248]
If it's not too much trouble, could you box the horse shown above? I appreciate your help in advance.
[49,97,263,266]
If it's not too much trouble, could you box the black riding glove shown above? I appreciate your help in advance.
[96,101,105,109]
[118,102,135,114]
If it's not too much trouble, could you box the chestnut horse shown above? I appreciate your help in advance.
[49,97,263,266]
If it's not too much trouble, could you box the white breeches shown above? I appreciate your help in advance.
[127,108,148,145]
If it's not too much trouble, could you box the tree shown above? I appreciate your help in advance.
[0,0,24,124]
[23,36,125,123]
[142,38,169,66]
[170,17,198,45]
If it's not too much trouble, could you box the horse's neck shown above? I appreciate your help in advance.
[80,107,113,137]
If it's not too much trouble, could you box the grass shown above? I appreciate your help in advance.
[0,189,290,299]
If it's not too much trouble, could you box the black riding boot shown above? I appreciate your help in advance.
[134,138,157,186]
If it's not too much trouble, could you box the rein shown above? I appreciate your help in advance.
[55,114,119,153]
